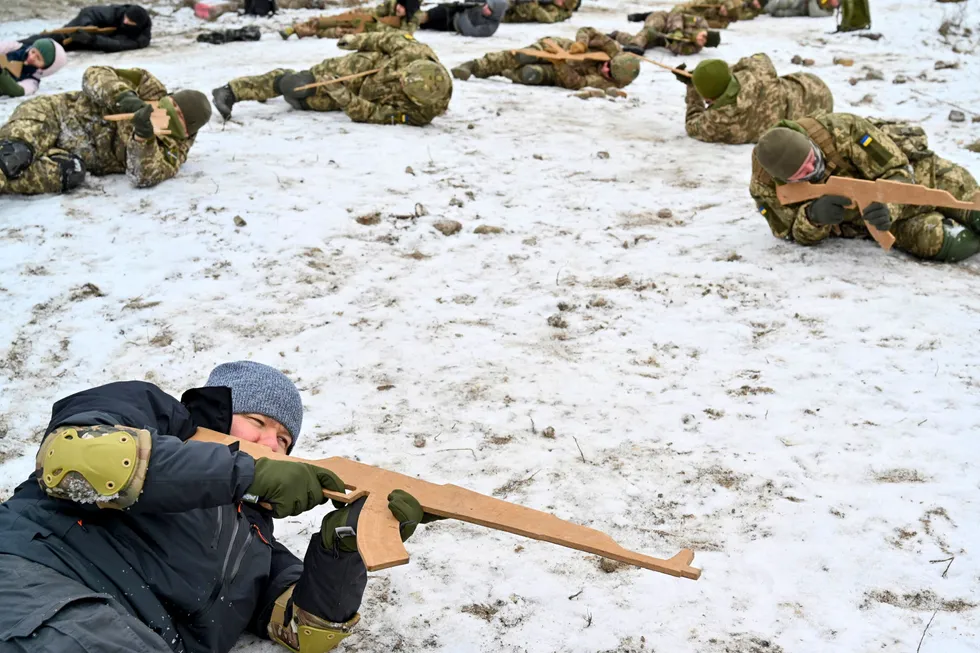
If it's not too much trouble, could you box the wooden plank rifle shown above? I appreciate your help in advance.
[0,54,24,79]
[776,178,980,251]
[102,101,172,136]
[292,68,382,92]
[510,46,691,77]
[191,428,701,580]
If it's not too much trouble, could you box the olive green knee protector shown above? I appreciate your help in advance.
[268,586,359,653]
[935,226,980,263]
[36,425,152,509]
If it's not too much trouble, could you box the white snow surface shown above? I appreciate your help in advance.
[2,1,980,652]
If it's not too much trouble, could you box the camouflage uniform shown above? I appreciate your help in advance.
[502,0,579,23]
[292,0,421,38]
[676,0,745,28]
[0,67,194,195]
[227,32,451,126]
[686,53,833,144]
[461,28,631,91]
[750,113,979,259]
[612,10,709,55]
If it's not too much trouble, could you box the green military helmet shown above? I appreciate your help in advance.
[609,54,640,85]
[692,59,731,100]
[401,60,452,107]
[755,127,814,180]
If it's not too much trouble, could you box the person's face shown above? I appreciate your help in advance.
[122,16,137,26]
[554,0,565,7]
[751,0,760,8]
[481,3,492,16]
[600,61,612,79]
[395,4,407,16]
[787,147,818,182]
[695,31,707,46]
[719,5,728,16]
[230,413,292,453]
[26,48,45,68]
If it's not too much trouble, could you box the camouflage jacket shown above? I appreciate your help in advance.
[634,10,709,55]
[749,113,915,245]
[312,32,450,126]
[21,66,192,187]
[372,0,422,32]
[530,30,624,91]
[503,0,578,23]
[676,0,742,27]
[685,53,834,144]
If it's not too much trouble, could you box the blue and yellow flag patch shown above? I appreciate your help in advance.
[857,132,893,166]
[859,133,873,147]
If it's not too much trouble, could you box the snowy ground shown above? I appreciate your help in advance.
[2,0,980,651]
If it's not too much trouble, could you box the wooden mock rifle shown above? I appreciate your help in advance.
[102,100,172,136]
[0,54,24,79]
[511,41,691,78]
[314,11,403,33]
[776,178,980,251]
[43,25,117,46]
[191,428,702,580]
[292,68,382,92]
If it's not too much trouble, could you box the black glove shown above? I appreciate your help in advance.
[673,62,691,85]
[862,202,892,231]
[622,44,644,56]
[70,30,95,46]
[806,194,851,225]
[114,90,147,115]
[627,11,651,21]
[132,104,155,139]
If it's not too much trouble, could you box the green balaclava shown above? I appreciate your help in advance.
[754,127,814,180]
[32,39,57,68]
[609,54,641,85]
[164,90,213,138]
[692,59,731,100]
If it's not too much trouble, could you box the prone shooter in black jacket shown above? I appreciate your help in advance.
[22,4,153,53]
[0,361,432,653]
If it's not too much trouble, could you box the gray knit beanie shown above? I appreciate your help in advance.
[205,361,303,450]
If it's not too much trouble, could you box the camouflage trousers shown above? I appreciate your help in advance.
[0,95,73,195]
[229,53,383,112]
[291,17,395,39]
[890,156,979,258]
[611,28,700,55]
[468,52,558,85]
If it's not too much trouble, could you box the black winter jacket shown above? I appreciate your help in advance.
[23,4,152,52]
[0,381,302,653]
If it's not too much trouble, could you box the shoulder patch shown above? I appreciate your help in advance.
[757,203,771,217]
[403,34,415,40]
[858,133,894,166]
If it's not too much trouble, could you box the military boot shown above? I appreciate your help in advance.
[50,152,85,192]
[451,62,475,81]
[211,85,236,120]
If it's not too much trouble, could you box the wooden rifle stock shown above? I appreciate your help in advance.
[44,26,117,35]
[776,178,980,251]
[292,68,382,92]
[191,428,701,580]
[0,54,24,79]
[102,101,172,136]
[511,44,691,77]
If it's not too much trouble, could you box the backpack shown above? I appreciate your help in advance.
[243,0,277,16]
[836,0,870,32]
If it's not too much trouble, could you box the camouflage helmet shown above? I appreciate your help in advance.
[609,54,640,85]
[754,127,814,180]
[401,60,452,107]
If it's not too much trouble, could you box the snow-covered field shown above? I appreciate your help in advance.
[2,1,979,651]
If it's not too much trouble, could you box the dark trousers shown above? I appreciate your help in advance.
[419,4,459,30]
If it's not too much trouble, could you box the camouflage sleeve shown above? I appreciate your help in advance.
[830,114,913,220]
[574,28,621,58]
[731,53,777,79]
[343,31,425,55]
[530,4,559,22]
[749,178,830,245]
[373,0,395,15]
[341,96,414,125]
[126,135,189,188]
[82,66,142,111]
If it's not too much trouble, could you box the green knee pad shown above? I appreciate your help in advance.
[935,226,980,263]
[518,65,548,85]
[36,425,152,509]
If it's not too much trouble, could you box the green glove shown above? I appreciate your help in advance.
[132,104,155,140]
[387,489,427,542]
[0,70,25,98]
[115,90,148,114]
[319,490,442,553]
[862,202,892,231]
[806,194,850,226]
[247,458,345,519]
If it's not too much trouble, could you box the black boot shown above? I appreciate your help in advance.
[211,85,236,120]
